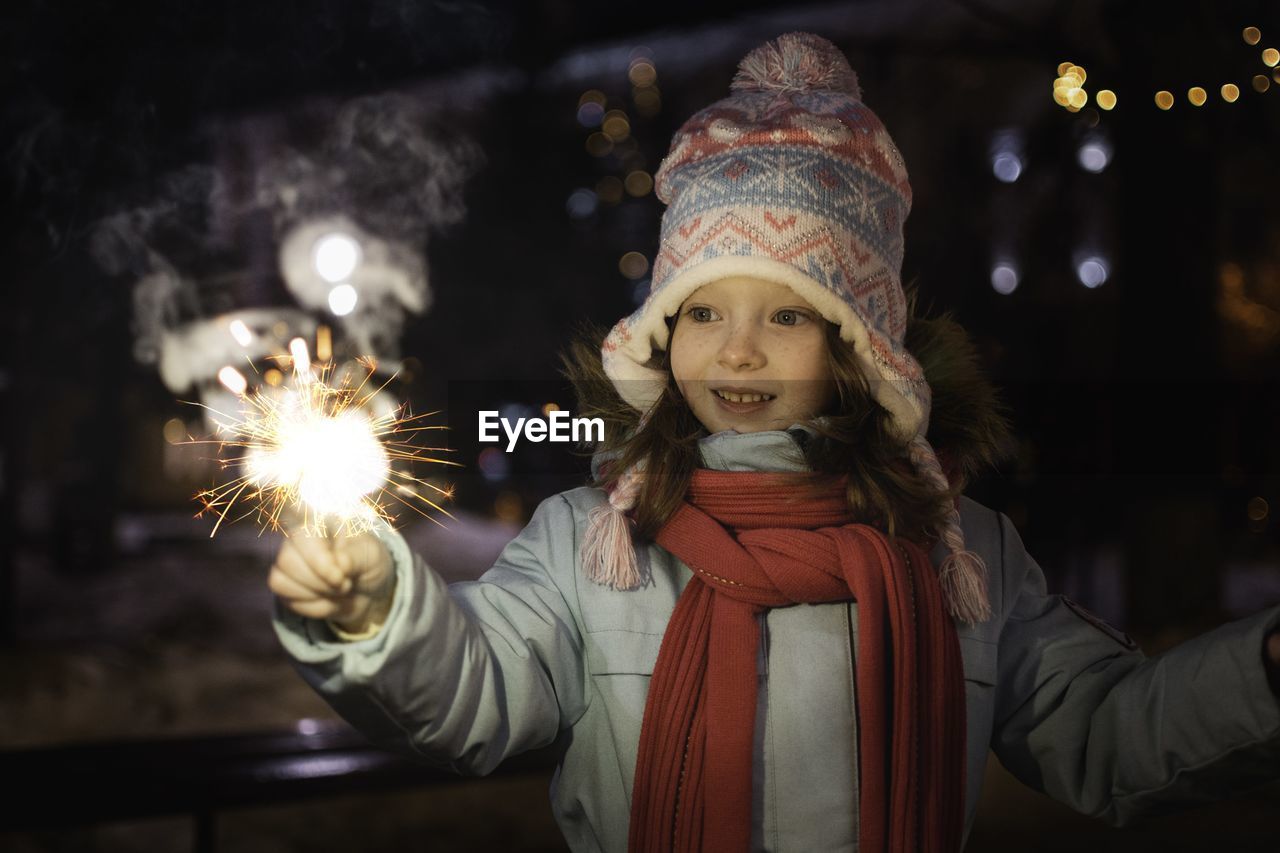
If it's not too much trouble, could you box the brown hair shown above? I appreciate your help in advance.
[559,287,1014,544]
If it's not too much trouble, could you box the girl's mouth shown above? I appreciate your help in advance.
[712,388,775,413]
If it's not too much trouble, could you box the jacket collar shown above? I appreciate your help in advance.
[696,424,817,473]
[589,423,819,480]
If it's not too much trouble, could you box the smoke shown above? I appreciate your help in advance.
[255,92,483,246]
[85,90,483,374]
[87,166,229,364]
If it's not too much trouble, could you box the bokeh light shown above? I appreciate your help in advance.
[1077,138,1111,173]
[1188,87,1207,106]
[1155,90,1174,109]
[990,261,1020,295]
[628,61,657,88]
[327,283,358,316]
[1254,74,1271,93]
[312,232,361,284]
[163,418,186,444]
[566,188,598,219]
[602,110,631,141]
[586,132,613,157]
[478,447,509,482]
[576,101,604,128]
[624,170,653,197]
[1075,255,1110,288]
[1263,48,1280,68]
[634,86,662,116]
[595,176,623,205]
[1221,83,1240,102]
[619,251,649,280]
[1247,496,1270,522]
[218,366,248,396]
[992,153,1022,182]
[1244,27,1262,46]
[1096,90,1117,110]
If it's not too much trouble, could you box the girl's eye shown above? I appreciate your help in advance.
[775,309,810,326]
[687,306,718,322]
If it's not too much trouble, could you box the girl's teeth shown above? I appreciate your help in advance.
[715,390,774,403]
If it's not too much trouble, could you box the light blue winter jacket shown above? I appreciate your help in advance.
[274,427,1280,851]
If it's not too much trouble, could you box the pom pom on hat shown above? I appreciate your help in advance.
[731,32,862,99]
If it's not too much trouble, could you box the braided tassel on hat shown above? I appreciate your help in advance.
[582,462,646,590]
[907,434,991,625]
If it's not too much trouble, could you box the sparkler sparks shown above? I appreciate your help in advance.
[193,341,456,538]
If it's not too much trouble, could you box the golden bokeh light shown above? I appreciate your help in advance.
[1263,48,1280,67]
[1244,27,1261,46]
[634,86,661,116]
[1068,88,1087,108]
[586,132,613,157]
[541,402,561,416]
[1247,497,1270,523]
[1096,89,1117,110]
[316,325,332,363]
[1221,83,1240,102]
[578,89,606,108]
[1187,87,1207,106]
[264,368,284,387]
[624,170,653,197]
[628,61,657,88]
[601,110,631,141]
[1067,65,1087,84]
[595,176,623,204]
[1053,87,1071,107]
[1254,74,1271,92]
[1154,90,1174,109]
[163,417,187,445]
[494,491,524,524]
[1057,60,1074,76]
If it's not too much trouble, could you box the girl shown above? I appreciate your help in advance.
[270,32,1280,852]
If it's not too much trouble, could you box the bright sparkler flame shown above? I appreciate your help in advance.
[192,355,456,538]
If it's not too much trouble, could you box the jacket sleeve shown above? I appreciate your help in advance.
[990,511,1280,825]
[272,494,590,776]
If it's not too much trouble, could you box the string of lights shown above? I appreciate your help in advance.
[1052,25,1278,113]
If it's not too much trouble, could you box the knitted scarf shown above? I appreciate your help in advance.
[627,470,966,852]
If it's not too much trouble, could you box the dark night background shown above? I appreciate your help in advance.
[3,1,1280,850]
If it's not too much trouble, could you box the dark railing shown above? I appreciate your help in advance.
[0,721,560,853]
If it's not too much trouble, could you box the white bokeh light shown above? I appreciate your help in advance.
[992,152,1023,183]
[1077,139,1111,173]
[991,261,1020,295]
[312,232,362,283]
[327,283,359,316]
[1076,256,1110,288]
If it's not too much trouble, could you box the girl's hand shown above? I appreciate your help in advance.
[269,527,396,636]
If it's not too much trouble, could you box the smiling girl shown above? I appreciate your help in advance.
[270,32,1280,853]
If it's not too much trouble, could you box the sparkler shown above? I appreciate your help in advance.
[192,337,456,538]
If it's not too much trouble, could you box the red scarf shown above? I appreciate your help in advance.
[627,470,966,852]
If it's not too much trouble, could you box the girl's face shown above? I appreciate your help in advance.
[669,276,835,434]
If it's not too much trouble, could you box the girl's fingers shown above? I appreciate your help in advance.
[281,536,350,592]
[269,563,331,604]
[283,596,340,621]
[276,543,351,597]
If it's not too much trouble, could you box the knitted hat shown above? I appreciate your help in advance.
[590,32,991,624]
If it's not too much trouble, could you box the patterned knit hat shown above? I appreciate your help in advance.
[589,32,991,624]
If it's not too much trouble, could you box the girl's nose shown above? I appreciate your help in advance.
[718,322,766,370]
